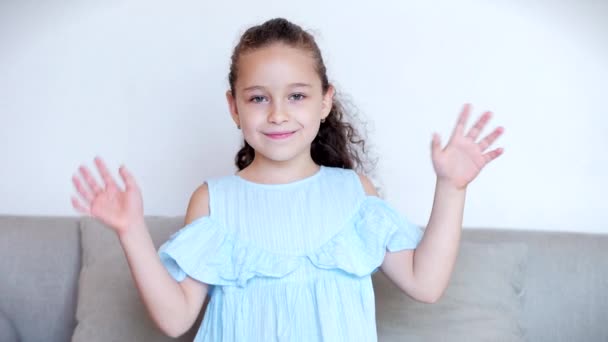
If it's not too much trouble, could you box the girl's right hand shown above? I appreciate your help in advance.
[71,156,144,237]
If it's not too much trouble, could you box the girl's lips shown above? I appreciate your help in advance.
[264,131,296,140]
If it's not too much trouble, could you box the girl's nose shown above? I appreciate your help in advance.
[267,102,289,124]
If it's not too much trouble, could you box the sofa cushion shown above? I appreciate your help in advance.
[0,216,81,342]
[72,216,203,342]
[373,241,528,341]
[0,309,18,342]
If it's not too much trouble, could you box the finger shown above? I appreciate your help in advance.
[79,165,104,195]
[72,174,95,204]
[94,156,119,191]
[119,165,139,192]
[450,103,471,142]
[483,147,504,164]
[466,111,492,141]
[478,126,504,152]
[431,133,442,156]
[71,195,91,215]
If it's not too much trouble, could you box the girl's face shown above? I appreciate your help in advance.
[226,43,334,167]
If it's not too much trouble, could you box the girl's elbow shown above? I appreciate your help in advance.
[411,293,438,304]
[154,318,189,339]
[421,293,441,304]
[406,287,445,304]
[160,325,187,339]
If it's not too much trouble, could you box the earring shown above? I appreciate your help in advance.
[237,124,241,129]
[321,118,326,123]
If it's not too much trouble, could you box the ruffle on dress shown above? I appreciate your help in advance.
[158,196,423,288]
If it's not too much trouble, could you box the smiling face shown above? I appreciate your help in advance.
[226,43,334,167]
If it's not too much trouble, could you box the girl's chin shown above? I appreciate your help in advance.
[252,149,311,164]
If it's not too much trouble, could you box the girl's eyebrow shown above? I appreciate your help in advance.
[242,83,312,92]
[288,83,312,88]
[242,85,265,92]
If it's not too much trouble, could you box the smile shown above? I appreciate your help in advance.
[264,131,297,140]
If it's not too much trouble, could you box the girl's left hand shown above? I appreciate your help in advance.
[431,103,504,190]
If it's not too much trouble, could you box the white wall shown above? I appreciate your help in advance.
[1,0,606,233]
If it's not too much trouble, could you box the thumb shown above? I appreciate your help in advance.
[431,133,442,156]
[119,165,139,191]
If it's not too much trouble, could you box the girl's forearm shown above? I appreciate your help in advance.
[412,178,466,302]
[118,222,192,337]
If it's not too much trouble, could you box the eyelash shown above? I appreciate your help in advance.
[249,96,266,103]
[249,94,306,103]
[290,93,306,101]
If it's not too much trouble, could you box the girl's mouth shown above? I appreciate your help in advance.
[264,131,296,140]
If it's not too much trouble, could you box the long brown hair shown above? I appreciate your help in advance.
[228,18,373,173]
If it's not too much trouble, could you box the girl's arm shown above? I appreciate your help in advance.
[378,104,504,303]
[71,158,208,337]
[378,179,465,303]
[118,219,208,337]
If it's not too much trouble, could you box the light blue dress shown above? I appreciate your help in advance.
[158,166,423,341]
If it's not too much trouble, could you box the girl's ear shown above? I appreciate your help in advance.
[226,90,240,127]
[321,84,335,120]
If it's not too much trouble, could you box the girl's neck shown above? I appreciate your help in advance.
[237,155,321,185]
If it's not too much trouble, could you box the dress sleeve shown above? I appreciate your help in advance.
[158,216,226,283]
[306,196,424,277]
[359,196,424,252]
[158,216,302,287]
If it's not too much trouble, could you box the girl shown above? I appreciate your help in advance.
[71,18,504,341]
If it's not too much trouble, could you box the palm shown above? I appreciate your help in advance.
[431,104,504,189]
[90,183,141,230]
[71,157,144,235]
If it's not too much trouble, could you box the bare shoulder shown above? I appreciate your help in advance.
[357,173,379,196]
[177,183,211,332]
[184,183,210,225]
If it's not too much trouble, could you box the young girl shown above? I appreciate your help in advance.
[71,18,503,341]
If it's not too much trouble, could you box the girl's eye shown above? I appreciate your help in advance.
[289,93,306,101]
[249,96,267,103]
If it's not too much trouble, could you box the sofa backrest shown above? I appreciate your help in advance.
[0,216,81,342]
[462,228,608,342]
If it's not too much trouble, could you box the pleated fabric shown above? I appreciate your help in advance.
[158,166,423,341]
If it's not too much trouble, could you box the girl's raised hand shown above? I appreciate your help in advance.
[431,103,504,190]
[71,157,144,236]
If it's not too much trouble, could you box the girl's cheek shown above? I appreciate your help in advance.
[242,103,266,115]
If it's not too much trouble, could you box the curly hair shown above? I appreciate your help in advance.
[228,18,373,173]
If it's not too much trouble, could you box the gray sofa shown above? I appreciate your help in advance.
[1,215,607,341]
